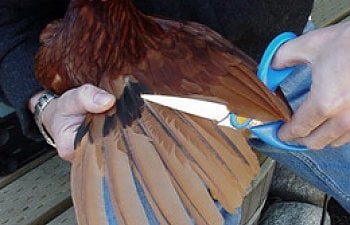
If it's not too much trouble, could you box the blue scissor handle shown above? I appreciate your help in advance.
[253,32,308,151]
[250,121,308,151]
[257,32,297,91]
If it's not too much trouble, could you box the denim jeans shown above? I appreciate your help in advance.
[251,65,350,214]
[103,172,242,225]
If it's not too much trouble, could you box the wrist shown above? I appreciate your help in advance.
[29,91,45,113]
[29,91,58,148]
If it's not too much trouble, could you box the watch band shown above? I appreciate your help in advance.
[34,91,57,148]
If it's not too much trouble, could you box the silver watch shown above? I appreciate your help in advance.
[34,91,57,148]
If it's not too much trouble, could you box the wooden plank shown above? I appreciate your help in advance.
[240,186,253,225]
[246,175,264,223]
[246,200,266,225]
[311,0,350,27]
[47,207,77,225]
[239,158,275,225]
[0,156,72,225]
[247,158,275,225]
[0,151,56,189]
[259,160,275,207]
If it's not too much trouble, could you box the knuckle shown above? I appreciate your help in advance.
[315,101,333,118]
[56,143,74,161]
[59,88,78,106]
[79,84,92,96]
[314,97,341,118]
[80,83,95,91]
[330,142,341,148]
[338,116,350,131]
[80,83,101,98]
[288,126,300,136]
[328,133,338,140]
[54,127,75,161]
[299,138,325,150]
[307,142,324,150]
[76,84,96,100]
[57,149,70,160]
[58,152,73,161]
[76,85,97,108]
[289,125,308,138]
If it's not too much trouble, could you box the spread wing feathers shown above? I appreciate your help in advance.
[186,114,260,174]
[72,101,259,225]
[36,6,280,225]
[71,135,109,225]
[131,18,291,123]
[36,16,291,122]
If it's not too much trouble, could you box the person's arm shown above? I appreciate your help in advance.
[0,0,69,139]
[273,21,350,150]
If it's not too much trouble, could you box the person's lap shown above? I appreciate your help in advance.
[251,65,350,213]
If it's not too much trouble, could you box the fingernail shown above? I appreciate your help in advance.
[93,92,114,105]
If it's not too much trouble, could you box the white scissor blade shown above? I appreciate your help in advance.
[141,94,230,123]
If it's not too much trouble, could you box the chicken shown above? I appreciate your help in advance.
[35,0,291,224]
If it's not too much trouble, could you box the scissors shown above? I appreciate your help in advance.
[142,32,308,151]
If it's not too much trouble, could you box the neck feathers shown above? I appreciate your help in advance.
[64,0,161,70]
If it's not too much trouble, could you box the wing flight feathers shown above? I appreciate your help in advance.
[71,101,260,225]
[72,136,109,225]
[37,4,280,224]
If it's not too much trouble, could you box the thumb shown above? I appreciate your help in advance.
[59,84,116,115]
[271,35,313,69]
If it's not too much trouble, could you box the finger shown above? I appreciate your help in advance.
[59,84,116,115]
[330,111,350,147]
[278,94,328,141]
[295,117,346,150]
[55,122,82,162]
[272,34,314,69]
[331,133,350,148]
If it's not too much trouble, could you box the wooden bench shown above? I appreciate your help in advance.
[0,152,75,225]
[311,0,350,27]
[0,1,349,224]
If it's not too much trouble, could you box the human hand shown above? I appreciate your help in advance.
[272,21,350,150]
[29,84,115,161]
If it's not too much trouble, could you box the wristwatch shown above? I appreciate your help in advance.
[34,91,57,148]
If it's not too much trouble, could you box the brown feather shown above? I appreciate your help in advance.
[177,112,258,189]
[71,135,109,225]
[35,0,290,224]
[35,1,291,122]
[183,113,260,175]
[219,126,260,172]
[144,103,245,213]
[138,107,224,224]
[71,136,89,225]
[103,131,149,225]
[124,129,193,225]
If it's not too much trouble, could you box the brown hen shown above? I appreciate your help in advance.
[35,0,291,225]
